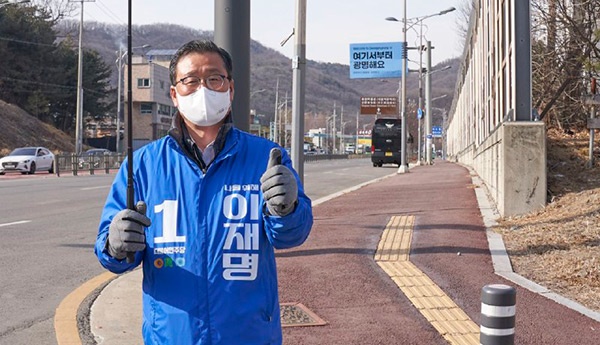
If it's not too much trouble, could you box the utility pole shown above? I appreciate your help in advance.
[425,40,433,165]
[115,44,149,154]
[417,22,424,164]
[332,102,337,153]
[397,0,409,173]
[273,78,279,144]
[291,0,307,181]
[71,0,95,154]
[214,0,250,132]
[284,91,289,147]
[385,6,454,171]
[355,111,359,153]
[339,105,344,151]
[115,47,124,154]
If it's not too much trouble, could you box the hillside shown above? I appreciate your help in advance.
[494,129,600,312]
[57,21,459,132]
[0,100,75,156]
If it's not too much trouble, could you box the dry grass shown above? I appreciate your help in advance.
[493,128,600,312]
[0,99,76,156]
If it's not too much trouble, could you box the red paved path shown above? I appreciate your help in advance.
[277,161,599,344]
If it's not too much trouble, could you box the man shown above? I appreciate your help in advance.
[95,40,313,344]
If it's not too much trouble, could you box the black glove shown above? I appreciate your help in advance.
[260,148,298,216]
[107,201,151,260]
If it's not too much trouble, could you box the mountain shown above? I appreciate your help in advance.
[58,21,459,133]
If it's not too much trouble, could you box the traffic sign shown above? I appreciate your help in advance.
[417,108,423,119]
[360,96,398,115]
[432,126,443,137]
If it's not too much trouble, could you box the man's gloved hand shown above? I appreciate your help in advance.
[107,201,151,260]
[260,148,298,217]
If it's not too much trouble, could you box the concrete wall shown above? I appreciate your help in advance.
[446,0,540,218]
[454,122,546,217]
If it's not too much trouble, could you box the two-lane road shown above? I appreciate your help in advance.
[0,157,397,344]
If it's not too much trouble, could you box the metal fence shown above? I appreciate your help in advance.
[53,153,125,176]
[52,152,366,175]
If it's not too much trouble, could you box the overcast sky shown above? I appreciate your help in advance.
[78,0,465,67]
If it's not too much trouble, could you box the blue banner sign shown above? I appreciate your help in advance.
[349,42,403,79]
[432,126,443,137]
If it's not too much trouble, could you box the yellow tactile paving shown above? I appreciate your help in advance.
[374,215,413,262]
[374,216,480,345]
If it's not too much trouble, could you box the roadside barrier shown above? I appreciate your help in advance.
[54,153,123,176]
[480,284,516,345]
[51,152,365,174]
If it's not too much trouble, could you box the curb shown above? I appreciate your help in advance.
[54,272,117,345]
[469,169,600,323]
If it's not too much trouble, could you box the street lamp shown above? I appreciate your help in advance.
[386,6,455,167]
[275,95,291,147]
[425,61,452,164]
[115,44,150,154]
[326,114,336,154]
[70,0,96,155]
[384,3,407,172]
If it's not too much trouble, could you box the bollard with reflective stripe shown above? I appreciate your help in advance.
[480,284,516,345]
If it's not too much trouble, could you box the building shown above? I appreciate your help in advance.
[122,49,271,150]
[122,50,177,150]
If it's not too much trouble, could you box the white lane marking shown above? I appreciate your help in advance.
[0,220,32,228]
[81,186,110,191]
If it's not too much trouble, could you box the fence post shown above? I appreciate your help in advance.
[480,284,516,345]
[104,154,110,174]
[71,153,78,176]
[54,156,60,177]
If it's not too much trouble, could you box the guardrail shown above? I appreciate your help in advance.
[52,152,370,176]
[53,153,125,176]
[304,153,369,162]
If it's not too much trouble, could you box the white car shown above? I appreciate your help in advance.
[0,147,55,175]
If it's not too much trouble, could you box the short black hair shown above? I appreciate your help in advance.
[169,40,233,86]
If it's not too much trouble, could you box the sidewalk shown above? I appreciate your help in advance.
[87,161,600,344]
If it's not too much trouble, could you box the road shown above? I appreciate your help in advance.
[0,157,396,345]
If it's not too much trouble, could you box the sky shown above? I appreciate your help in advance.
[77,0,465,67]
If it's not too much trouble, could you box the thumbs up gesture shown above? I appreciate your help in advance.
[260,148,298,216]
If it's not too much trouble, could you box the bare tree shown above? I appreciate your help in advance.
[532,0,600,130]
[31,0,76,24]
[455,0,475,52]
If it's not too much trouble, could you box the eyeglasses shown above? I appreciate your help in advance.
[175,74,231,91]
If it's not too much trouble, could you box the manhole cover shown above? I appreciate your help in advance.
[280,302,327,327]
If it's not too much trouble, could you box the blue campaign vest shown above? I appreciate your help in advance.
[95,128,313,344]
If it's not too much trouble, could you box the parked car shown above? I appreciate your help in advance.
[78,148,113,169]
[345,144,356,154]
[0,147,55,175]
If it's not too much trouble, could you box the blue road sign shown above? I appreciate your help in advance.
[349,42,403,79]
[432,126,443,137]
[417,108,423,119]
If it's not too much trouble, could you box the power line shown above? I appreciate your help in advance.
[0,76,75,90]
[94,0,125,25]
[0,76,111,97]
[0,36,56,47]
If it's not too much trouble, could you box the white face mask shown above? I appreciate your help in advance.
[175,87,231,127]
